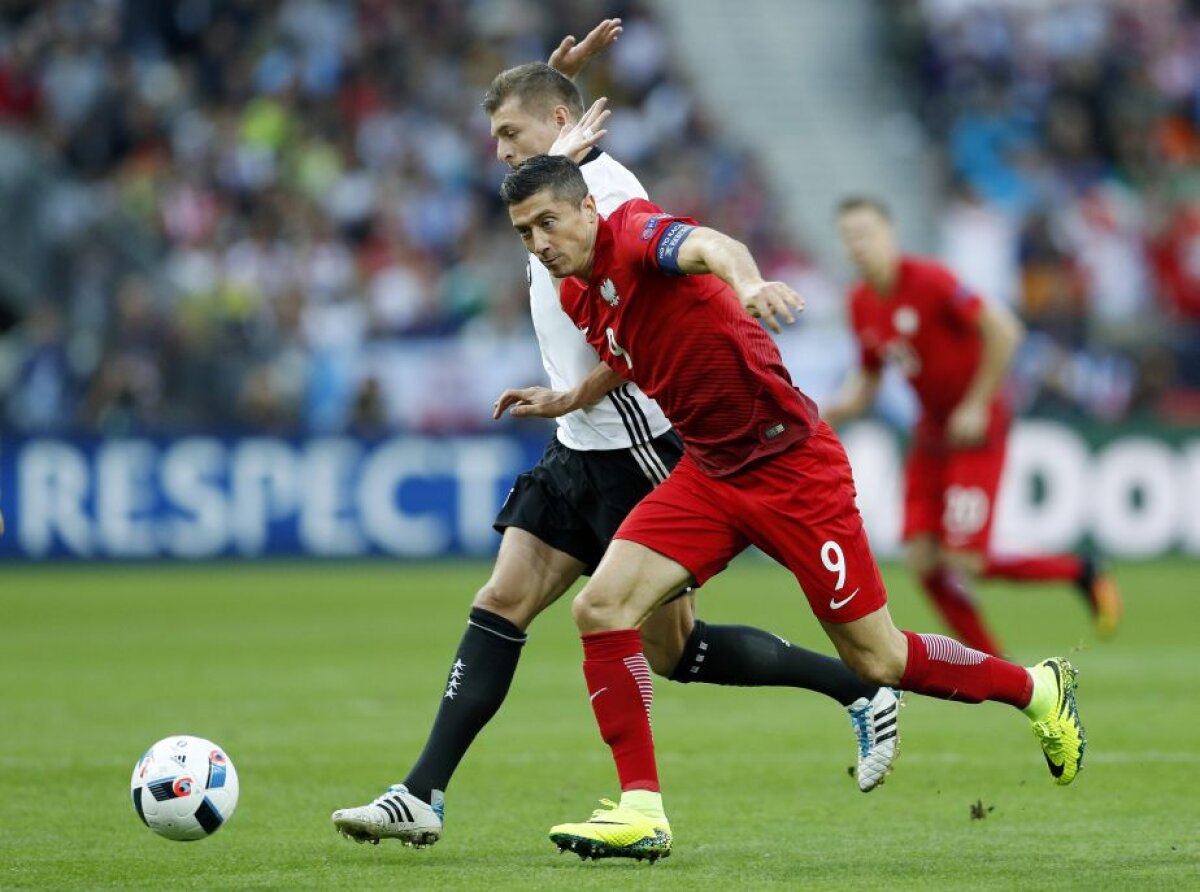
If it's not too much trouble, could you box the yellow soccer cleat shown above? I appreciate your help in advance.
[1030,657,1086,786]
[549,799,671,862]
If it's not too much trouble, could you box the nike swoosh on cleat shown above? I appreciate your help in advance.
[829,588,860,610]
[1044,753,1066,777]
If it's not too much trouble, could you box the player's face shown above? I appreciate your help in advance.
[490,98,569,168]
[838,208,898,281]
[508,189,598,278]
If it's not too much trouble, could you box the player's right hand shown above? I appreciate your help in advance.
[549,97,610,162]
[548,18,623,79]
[739,281,804,333]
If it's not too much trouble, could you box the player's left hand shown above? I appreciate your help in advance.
[549,97,610,162]
[548,18,623,79]
[947,400,989,446]
[739,281,804,333]
[493,386,573,420]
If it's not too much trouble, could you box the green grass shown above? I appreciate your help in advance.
[1,557,1197,890]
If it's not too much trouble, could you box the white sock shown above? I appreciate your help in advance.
[619,789,665,819]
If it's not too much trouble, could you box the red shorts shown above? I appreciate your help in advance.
[903,414,1009,554]
[614,422,887,624]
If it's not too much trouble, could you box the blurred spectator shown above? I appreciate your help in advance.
[2,0,1195,433]
[884,0,1200,423]
[0,0,789,436]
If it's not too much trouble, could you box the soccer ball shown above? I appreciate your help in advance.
[130,735,239,841]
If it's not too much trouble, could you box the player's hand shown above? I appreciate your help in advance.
[548,18,623,79]
[549,97,610,162]
[493,386,574,420]
[738,281,804,334]
[947,400,989,446]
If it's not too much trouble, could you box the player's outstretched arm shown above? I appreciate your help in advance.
[493,362,624,420]
[672,227,804,333]
[548,18,623,80]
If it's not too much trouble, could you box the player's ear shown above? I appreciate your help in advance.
[582,194,597,220]
[552,105,571,128]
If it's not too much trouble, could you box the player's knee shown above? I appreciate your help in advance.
[571,586,618,632]
[850,653,904,687]
[841,645,906,687]
[905,541,942,578]
[472,582,539,630]
[942,549,986,578]
[572,576,647,632]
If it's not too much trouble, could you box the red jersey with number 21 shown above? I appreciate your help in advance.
[558,198,820,477]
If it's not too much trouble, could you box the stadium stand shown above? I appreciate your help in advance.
[0,0,793,435]
[882,0,1200,422]
[0,0,1195,434]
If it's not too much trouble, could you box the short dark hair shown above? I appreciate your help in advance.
[483,62,584,118]
[837,195,892,220]
[499,154,588,206]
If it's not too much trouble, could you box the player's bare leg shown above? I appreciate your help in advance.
[333,528,584,847]
[638,590,696,676]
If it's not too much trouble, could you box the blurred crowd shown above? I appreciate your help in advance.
[0,0,1195,437]
[885,0,1200,423]
[0,0,784,435]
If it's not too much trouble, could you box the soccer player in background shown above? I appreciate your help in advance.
[331,22,900,850]
[497,151,1086,862]
[825,197,1122,657]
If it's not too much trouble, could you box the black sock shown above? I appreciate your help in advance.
[668,620,876,707]
[403,607,527,802]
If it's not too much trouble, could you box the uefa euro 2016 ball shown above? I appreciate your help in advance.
[130,736,239,841]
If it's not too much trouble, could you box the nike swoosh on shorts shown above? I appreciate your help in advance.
[829,588,861,610]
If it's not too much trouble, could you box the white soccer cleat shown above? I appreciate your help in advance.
[847,687,902,792]
[331,784,444,848]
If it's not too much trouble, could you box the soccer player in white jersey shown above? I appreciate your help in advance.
[331,21,900,849]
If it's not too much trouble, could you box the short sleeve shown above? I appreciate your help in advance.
[612,199,699,275]
[935,266,984,325]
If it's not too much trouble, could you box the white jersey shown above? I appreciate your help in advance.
[528,150,671,452]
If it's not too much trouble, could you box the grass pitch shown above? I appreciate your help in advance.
[1,557,1197,890]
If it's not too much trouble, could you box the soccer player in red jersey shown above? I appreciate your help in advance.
[826,197,1122,656]
[496,150,1087,862]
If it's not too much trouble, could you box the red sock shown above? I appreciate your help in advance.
[984,554,1083,583]
[582,629,659,792]
[899,630,1031,708]
[920,570,1004,657]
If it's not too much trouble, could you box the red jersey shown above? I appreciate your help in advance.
[559,198,820,477]
[849,256,1007,431]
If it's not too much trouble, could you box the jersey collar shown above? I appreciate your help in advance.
[569,215,614,289]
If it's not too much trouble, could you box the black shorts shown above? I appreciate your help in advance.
[494,430,684,574]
